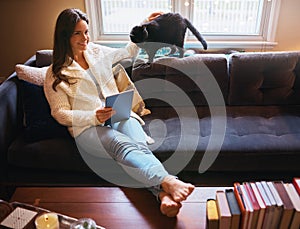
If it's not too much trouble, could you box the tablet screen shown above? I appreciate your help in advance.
[105,89,134,125]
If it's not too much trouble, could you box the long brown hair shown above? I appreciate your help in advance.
[52,8,89,91]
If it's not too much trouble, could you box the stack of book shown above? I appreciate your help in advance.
[206,177,300,229]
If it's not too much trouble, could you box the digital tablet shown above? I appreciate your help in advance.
[105,89,134,125]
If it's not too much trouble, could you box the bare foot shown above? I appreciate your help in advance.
[159,191,182,217]
[161,175,195,202]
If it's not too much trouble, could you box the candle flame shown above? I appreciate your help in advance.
[44,214,49,221]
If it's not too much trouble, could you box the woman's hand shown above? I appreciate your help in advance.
[147,12,164,22]
[96,107,116,123]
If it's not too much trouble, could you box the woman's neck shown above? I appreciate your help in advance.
[73,52,89,70]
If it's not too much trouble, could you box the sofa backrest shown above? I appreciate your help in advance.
[35,50,53,67]
[132,54,229,107]
[31,50,300,108]
[228,51,300,105]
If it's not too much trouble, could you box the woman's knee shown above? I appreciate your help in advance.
[113,118,147,143]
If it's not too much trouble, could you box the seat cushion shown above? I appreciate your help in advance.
[142,107,300,172]
[7,134,90,172]
[7,107,300,174]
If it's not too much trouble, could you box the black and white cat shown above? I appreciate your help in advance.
[130,13,207,62]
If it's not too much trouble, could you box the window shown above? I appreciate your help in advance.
[193,0,264,35]
[100,0,172,34]
[85,0,281,49]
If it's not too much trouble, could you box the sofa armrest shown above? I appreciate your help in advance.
[0,74,21,178]
[0,56,36,181]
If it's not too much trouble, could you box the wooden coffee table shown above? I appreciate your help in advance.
[10,186,229,229]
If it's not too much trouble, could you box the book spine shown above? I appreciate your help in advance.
[293,178,300,196]
[240,184,254,229]
[255,182,273,229]
[243,182,260,229]
[267,181,283,229]
[216,190,232,229]
[206,199,219,229]
[273,181,295,229]
[234,182,249,229]
[249,182,265,229]
[283,183,300,229]
[225,189,241,229]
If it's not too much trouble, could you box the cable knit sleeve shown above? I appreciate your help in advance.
[44,67,102,129]
[100,42,140,65]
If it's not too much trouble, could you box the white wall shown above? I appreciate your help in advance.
[273,0,300,51]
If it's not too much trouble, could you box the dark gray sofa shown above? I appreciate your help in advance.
[1,50,300,198]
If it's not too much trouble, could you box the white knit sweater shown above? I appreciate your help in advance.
[44,42,140,137]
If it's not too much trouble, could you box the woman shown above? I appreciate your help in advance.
[44,8,194,217]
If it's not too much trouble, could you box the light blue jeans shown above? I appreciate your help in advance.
[75,117,169,198]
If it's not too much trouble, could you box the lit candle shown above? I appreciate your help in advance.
[35,212,59,229]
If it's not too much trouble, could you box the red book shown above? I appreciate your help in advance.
[249,182,266,229]
[243,182,260,229]
[233,182,249,229]
[293,177,300,196]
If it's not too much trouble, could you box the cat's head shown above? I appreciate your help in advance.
[130,25,148,43]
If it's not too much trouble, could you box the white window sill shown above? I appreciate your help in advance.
[186,41,278,50]
[94,40,278,50]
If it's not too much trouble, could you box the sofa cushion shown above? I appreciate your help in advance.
[142,106,300,172]
[14,56,69,142]
[21,80,69,142]
[228,51,300,105]
[7,135,90,171]
[36,50,53,67]
[6,105,300,173]
[132,54,229,107]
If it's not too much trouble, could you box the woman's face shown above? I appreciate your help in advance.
[70,19,89,55]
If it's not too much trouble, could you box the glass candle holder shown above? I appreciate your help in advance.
[70,218,97,229]
[35,212,59,229]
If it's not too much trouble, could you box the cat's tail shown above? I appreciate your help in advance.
[184,18,208,50]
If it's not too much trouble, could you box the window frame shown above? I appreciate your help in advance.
[85,0,281,49]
